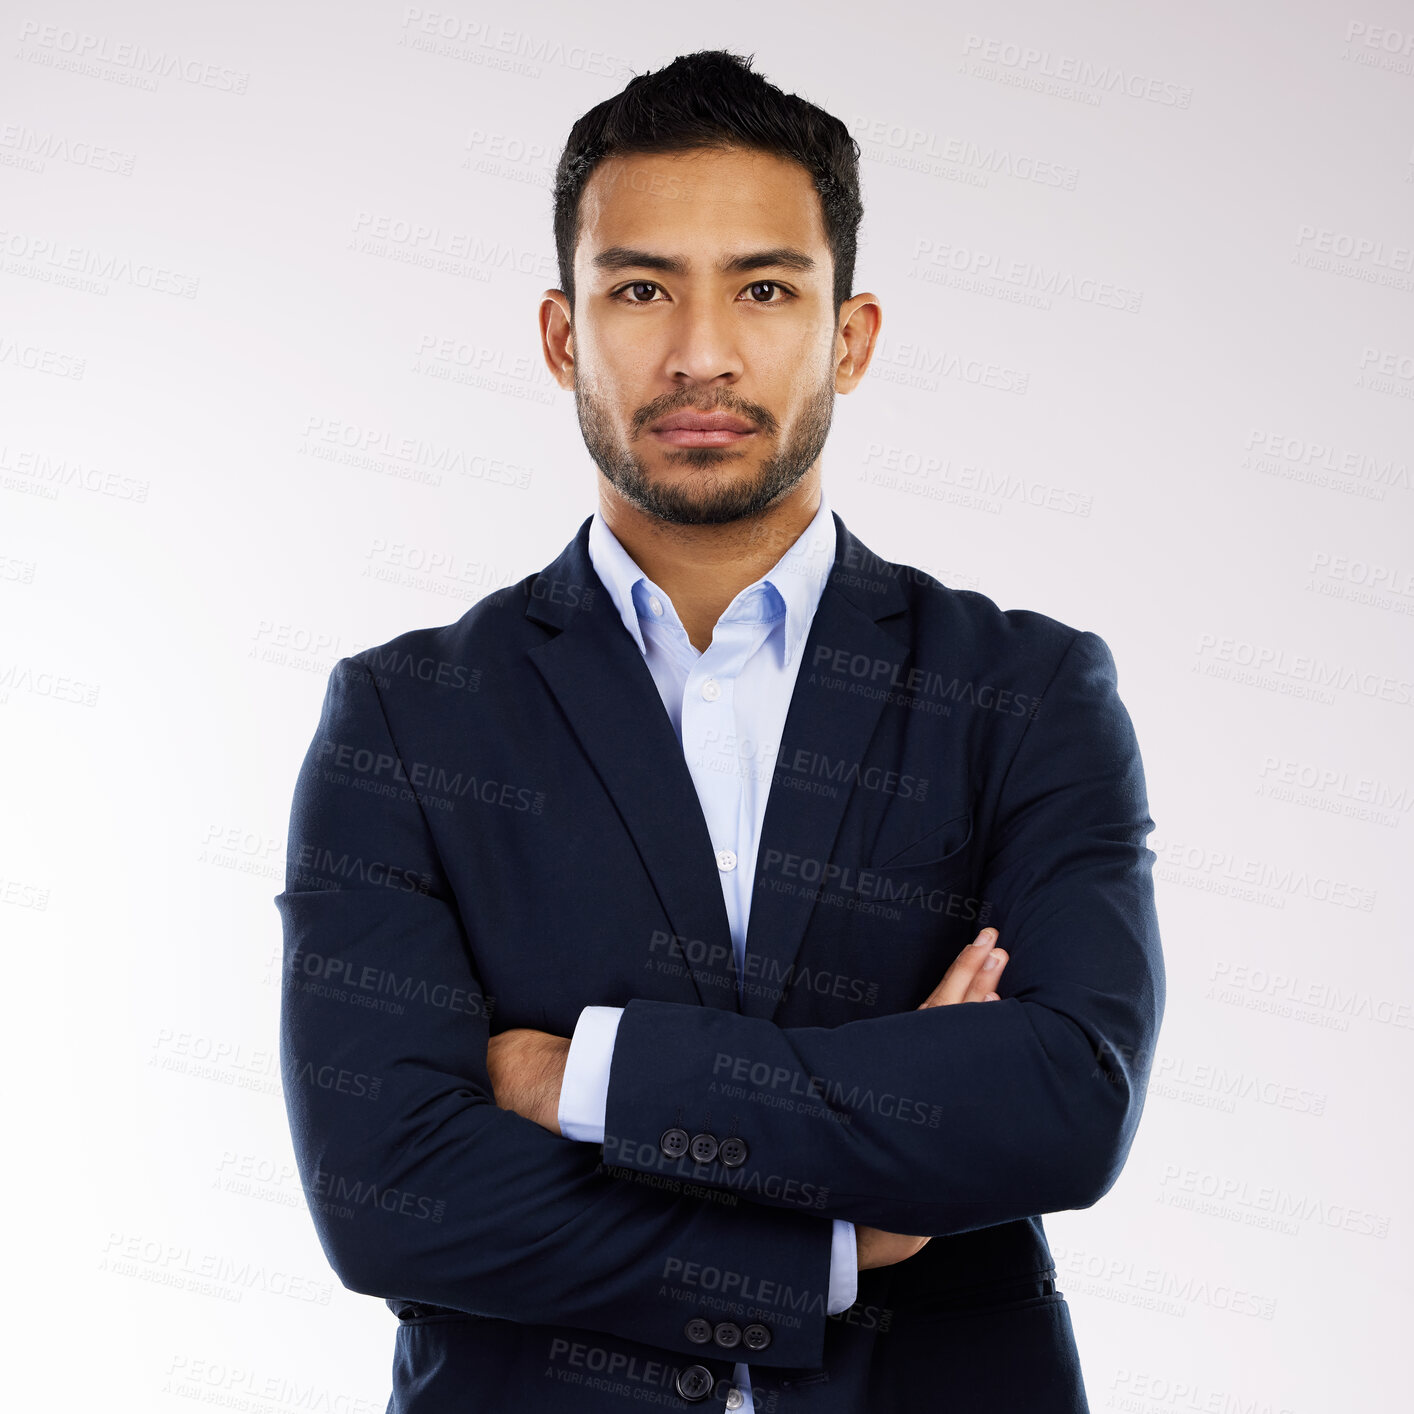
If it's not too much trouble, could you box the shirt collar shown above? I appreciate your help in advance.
[587,488,837,667]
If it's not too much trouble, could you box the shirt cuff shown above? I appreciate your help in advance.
[556,1005,624,1143]
[826,1220,858,1314]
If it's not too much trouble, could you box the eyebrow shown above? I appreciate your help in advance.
[590,245,817,277]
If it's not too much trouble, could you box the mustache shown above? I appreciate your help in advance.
[632,394,778,437]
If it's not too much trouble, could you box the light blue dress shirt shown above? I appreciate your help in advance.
[557,488,857,1412]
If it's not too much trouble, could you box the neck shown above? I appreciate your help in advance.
[598,472,823,653]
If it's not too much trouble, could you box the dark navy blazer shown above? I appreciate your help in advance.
[274,510,1165,1413]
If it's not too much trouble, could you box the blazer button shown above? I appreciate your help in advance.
[718,1136,748,1168]
[660,1127,690,1159]
[741,1323,772,1351]
[675,1364,714,1402]
[713,1320,742,1349]
[689,1133,719,1164]
[683,1316,713,1345]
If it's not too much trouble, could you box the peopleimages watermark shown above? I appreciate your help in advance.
[346,647,482,692]
[647,929,882,1007]
[809,643,1040,717]
[316,737,545,815]
[305,1167,446,1224]
[660,1256,827,1317]
[597,1154,829,1210]
[758,848,983,924]
[287,1055,382,1102]
[288,947,494,1020]
[774,744,929,799]
[710,1053,943,1128]
[287,845,433,894]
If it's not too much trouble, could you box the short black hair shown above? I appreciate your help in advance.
[552,49,863,321]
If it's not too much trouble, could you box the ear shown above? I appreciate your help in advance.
[539,290,575,390]
[834,292,883,393]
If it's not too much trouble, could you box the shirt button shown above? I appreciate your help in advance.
[647,595,664,616]
[716,849,737,872]
[700,678,721,701]
[725,1389,745,1411]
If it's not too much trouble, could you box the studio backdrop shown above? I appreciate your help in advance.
[3,2,1409,1410]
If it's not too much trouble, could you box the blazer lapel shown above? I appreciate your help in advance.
[524,518,739,1012]
[522,513,909,1022]
[740,518,909,1020]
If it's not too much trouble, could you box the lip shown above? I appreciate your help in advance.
[649,411,758,448]
[651,427,757,447]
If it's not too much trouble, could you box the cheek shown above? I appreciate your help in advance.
[760,336,836,406]
[577,345,658,413]
[757,322,828,374]
[571,347,619,399]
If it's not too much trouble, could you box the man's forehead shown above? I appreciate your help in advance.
[576,149,827,272]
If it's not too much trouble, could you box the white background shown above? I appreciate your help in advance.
[3,2,1411,1409]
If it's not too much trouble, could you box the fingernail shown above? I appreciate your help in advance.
[970,929,995,947]
[984,992,999,1001]
[982,952,1000,970]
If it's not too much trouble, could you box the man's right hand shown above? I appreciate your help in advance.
[856,927,1009,1271]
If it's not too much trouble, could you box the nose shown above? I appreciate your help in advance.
[662,293,744,388]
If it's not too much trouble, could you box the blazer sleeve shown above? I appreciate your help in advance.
[274,656,836,1367]
[558,1003,861,1315]
[600,629,1166,1237]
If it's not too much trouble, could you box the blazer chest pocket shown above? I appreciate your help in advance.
[853,807,984,962]
[869,808,974,873]
[797,809,984,1017]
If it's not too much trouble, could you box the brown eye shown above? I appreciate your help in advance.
[625,282,658,302]
[747,281,780,302]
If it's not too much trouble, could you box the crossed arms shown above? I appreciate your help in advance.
[487,927,1015,1276]
[274,630,1164,1369]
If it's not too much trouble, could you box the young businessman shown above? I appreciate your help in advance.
[276,49,1164,1414]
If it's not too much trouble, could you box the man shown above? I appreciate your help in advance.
[275,49,1164,1414]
